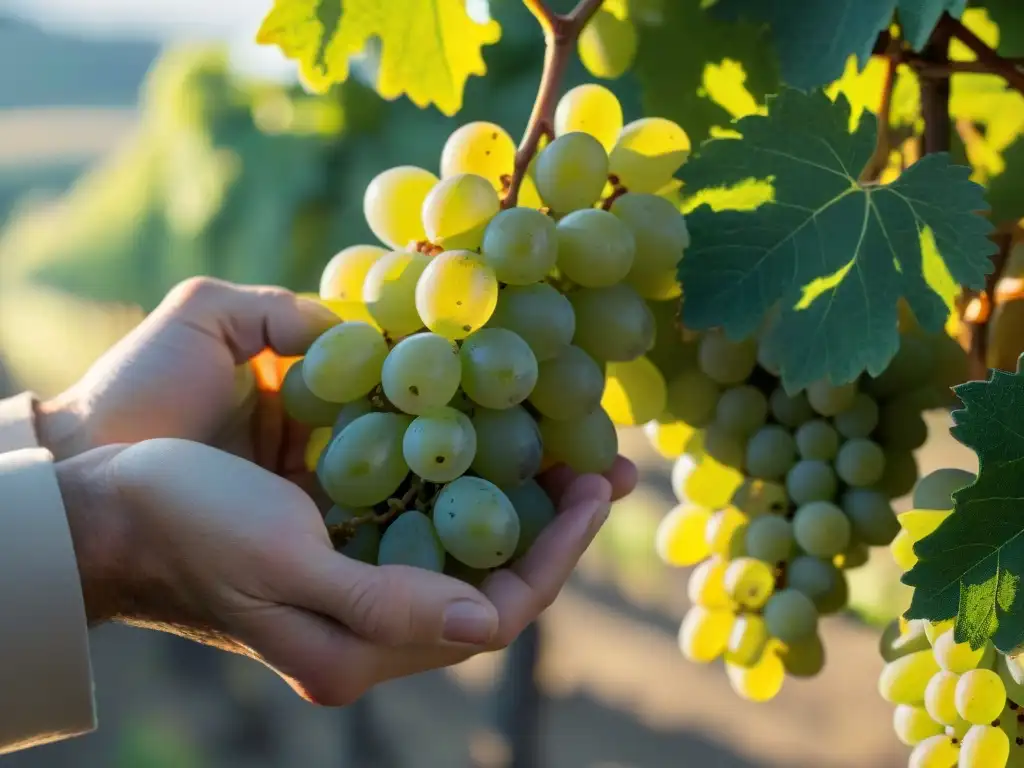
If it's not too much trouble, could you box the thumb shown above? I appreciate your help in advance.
[287,549,499,648]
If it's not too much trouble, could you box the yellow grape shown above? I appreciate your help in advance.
[304,427,333,472]
[415,250,499,340]
[891,528,919,571]
[644,418,697,460]
[933,629,985,674]
[723,556,776,610]
[362,250,431,337]
[687,557,731,609]
[926,619,956,645]
[960,725,1010,768]
[554,83,624,152]
[955,669,1006,725]
[925,670,962,726]
[726,646,785,703]
[421,173,500,251]
[893,705,945,746]
[686,457,745,510]
[627,266,684,301]
[705,506,749,557]
[655,503,711,567]
[908,734,959,767]
[879,649,941,705]
[678,606,733,664]
[726,614,769,667]
[364,166,437,249]
[601,356,667,426]
[578,9,638,80]
[440,121,516,190]
[610,117,691,194]
[319,244,387,302]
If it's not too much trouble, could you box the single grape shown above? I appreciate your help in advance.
[318,412,411,507]
[554,83,623,152]
[324,506,380,564]
[609,117,691,194]
[578,8,637,80]
[786,460,837,505]
[913,468,976,511]
[363,166,437,249]
[705,507,749,558]
[769,388,815,428]
[781,633,826,678]
[960,725,1010,768]
[602,356,667,426]
[907,734,959,768]
[840,488,898,546]
[879,649,942,705]
[440,121,516,190]
[540,408,618,474]
[840,538,870,569]
[306,427,333,473]
[926,620,956,645]
[835,438,886,487]
[833,392,880,439]
[805,379,858,416]
[627,266,683,300]
[864,335,937,398]
[876,397,930,451]
[555,208,636,287]
[377,510,445,572]
[794,419,839,460]
[470,406,543,489]
[332,399,375,437]
[402,407,476,483]
[534,132,609,214]
[956,669,1007,725]
[744,514,793,564]
[528,345,604,420]
[880,619,932,664]
[792,501,851,558]
[687,557,730,610]
[319,244,387,303]
[731,478,789,518]
[487,282,575,362]
[746,425,797,481]
[933,630,985,675]
[433,476,520,569]
[303,322,389,403]
[893,705,945,747]
[698,332,757,386]
[880,450,920,499]
[726,649,785,703]
[381,333,461,415]
[362,249,431,336]
[421,173,500,251]
[702,423,746,470]
[665,369,720,428]
[657,504,712,567]
[763,589,818,644]
[505,480,556,558]
[610,193,690,288]
[786,555,848,614]
[714,385,768,437]
[416,250,499,340]
[460,328,538,410]
[724,557,775,610]
[570,283,655,362]
[726,614,769,667]
[480,207,558,285]
[925,670,962,726]
[281,361,344,426]
[678,606,733,664]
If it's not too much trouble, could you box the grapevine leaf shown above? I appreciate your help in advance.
[256,0,501,116]
[903,360,1024,652]
[985,0,1024,56]
[678,87,996,391]
[898,0,968,50]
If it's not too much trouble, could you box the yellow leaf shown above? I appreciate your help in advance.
[897,508,954,541]
[257,0,500,116]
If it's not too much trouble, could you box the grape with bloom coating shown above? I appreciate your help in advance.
[833,392,880,439]
[578,8,637,80]
[913,468,976,510]
[727,614,769,667]
[665,369,720,428]
[781,633,826,678]
[724,557,775,609]
[840,488,898,546]
[609,117,691,194]
[319,244,387,304]
[955,669,1006,725]
[806,379,858,416]
[318,412,411,507]
[795,419,839,460]
[433,476,520,569]
[610,193,689,287]
[471,406,543,489]
[731,478,789,517]
[570,283,655,362]
[656,504,712,567]
[793,501,851,558]
[460,328,538,409]
[402,408,476,483]
[787,556,848,614]
[554,83,623,152]
[363,166,437,249]
[540,408,618,474]
[487,282,575,362]
[727,649,785,702]
[534,132,609,214]
[378,510,445,572]
[362,249,431,336]
[835,438,886,487]
[769,388,815,428]
[529,345,604,420]
[440,121,516,190]
[715,385,768,436]
[699,332,757,385]
[421,173,500,251]
[281,361,343,426]
[332,399,374,437]
[303,322,388,403]
[679,606,732,663]
[892,705,944,746]
[324,505,380,564]
[481,207,558,285]
[746,425,797,480]
[602,356,667,426]
[763,589,818,644]
[555,209,635,287]
[687,557,730,610]
[786,460,838,505]
[506,480,556,558]
[381,333,461,415]
[744,514,793,563]
[416,250,498,340]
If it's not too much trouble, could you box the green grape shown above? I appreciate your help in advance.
[281,361,344,426]
[460,328,538,409]
[381,333,461,415]
[705,507,749,557]
[303,322,388,403]
[609,117,691,194]
[554,83,623,152]
[714,385,768,437]
[601,356,667,426]
[471,406,543,488]
[840,538,870,569]
[678,606,733,663]
[665,369,720,428]
[569,283,655,362]
[377,510,445,572]
[415,250,499,340]
[528,345,604,420]
[487,283,575,362]
[480,207,558,285]
[578,8,637,80]
[835,438,886,487]
[877,397,930,451]
[433,476,520,569]
[960,725,1010,768]
[555,208,635,287]
[805,379,858,416]
[440,121,516,190]
[726,614,769,667]
[840,488,898,546]
[744,513,794,564]
[363,166,437,249]
[421,173,500,251]
[956,669,1007,725]
[319,244,387,302]
[506,480,556,558]
[687,557,730,609]
[402,407,476,483]
[698,332,757,385]
[610,193,690,288]
[925,670,962,726]
[913,468,976,511]
[786,460,838,505]
[657,504,712,567]
[880,619,932,663]
[539,409,618,474]
[794,419,839,461]
[746,425,797,480]
[724,557,775,610]
[907,734,959,767]
[933,630,985,675]
[702,423,746,470]
[833,392,880,439]
[792,501,851,558]
[324,505,380,564]
[730,478,789,519]
[763,589,818,644]
[864,335,937,399]
[880,649,942,705]
[318,412,411,507]
[894,705,946,747]
[362,249,431,336]
[534,132,609,214]
[726,650,785,703]
[332,399,375,437]
[880,450,920,499]
[769,388,815,428]
[781,633,826,678]
[787,555,848,614]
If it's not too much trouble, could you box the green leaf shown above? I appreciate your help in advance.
[903,359,1024,652]
[678,87,995,391]
[899,0,968,49]
[256,0,501,116]
[985,0,1024,56]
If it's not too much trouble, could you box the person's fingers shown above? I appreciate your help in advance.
[537,455,638,505]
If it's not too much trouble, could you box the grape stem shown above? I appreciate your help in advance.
[503,0,605,209]
[326,477,425,544]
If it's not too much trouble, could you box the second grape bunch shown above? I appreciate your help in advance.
[283,84,690,582]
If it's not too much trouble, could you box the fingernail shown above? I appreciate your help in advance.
[443,600,497,645]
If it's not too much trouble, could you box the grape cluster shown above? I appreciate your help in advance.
[282,84,690,580]
[880,468,1024,768]
[638,308,959,702]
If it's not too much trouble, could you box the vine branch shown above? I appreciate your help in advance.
[938,13,1024,96]
[861,41,900,182]
[503,0,604,209]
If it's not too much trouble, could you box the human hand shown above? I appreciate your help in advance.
[57,438,635,704]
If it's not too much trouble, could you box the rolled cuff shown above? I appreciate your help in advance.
[0,393,40,453]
